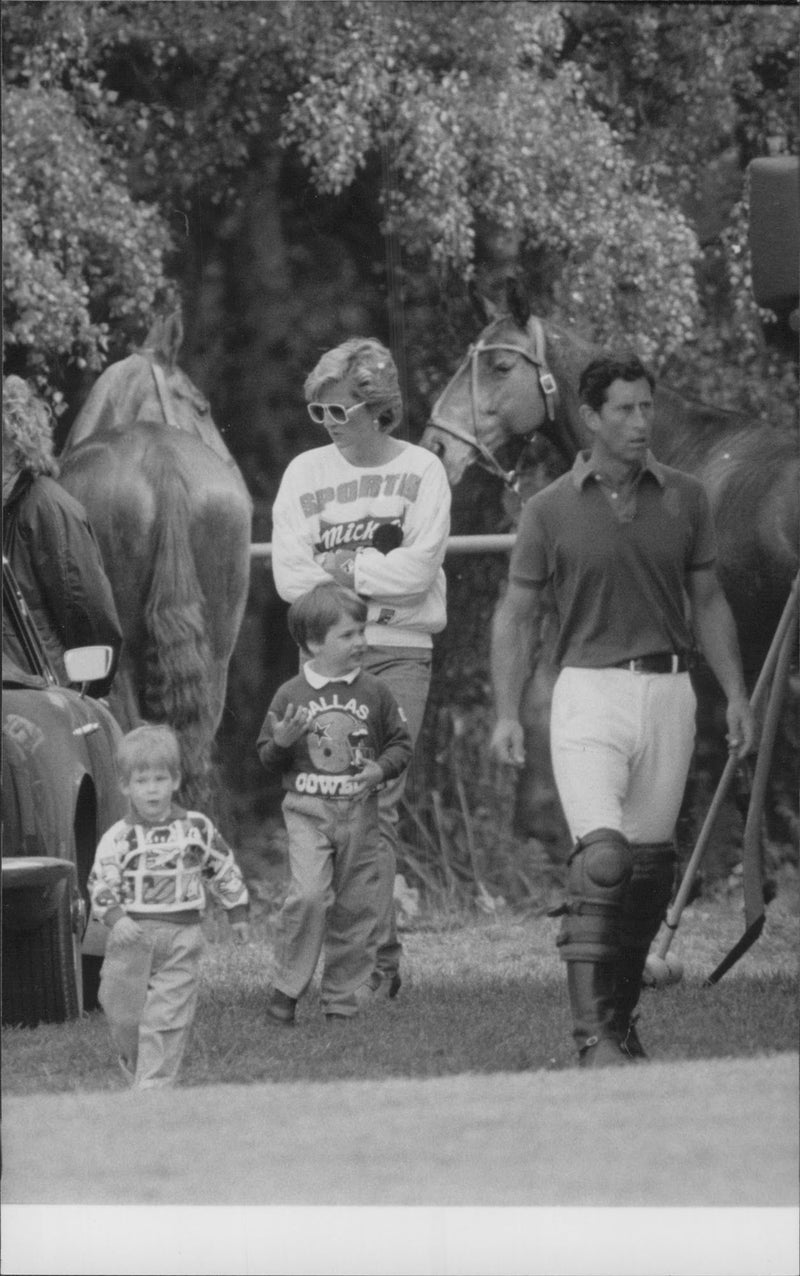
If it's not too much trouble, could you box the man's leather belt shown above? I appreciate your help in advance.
[612,652,689,674]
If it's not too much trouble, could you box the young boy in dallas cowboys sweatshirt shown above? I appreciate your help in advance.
[257,581,411,1025]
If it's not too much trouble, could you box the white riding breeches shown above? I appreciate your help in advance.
[550,666,697,844]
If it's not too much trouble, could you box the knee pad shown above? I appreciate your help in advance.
[618,842,677,949]
[556,828,633,963]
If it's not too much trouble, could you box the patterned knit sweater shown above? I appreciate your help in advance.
[89,804,249,927]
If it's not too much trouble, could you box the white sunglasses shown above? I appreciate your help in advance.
[307,401,366,426]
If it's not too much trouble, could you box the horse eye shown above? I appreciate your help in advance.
[431,440,445,457]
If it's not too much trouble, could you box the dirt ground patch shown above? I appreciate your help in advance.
[3,1053,798,1275]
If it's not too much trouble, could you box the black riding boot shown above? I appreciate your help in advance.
[566,961,631,1068]
[613,947,650,1060]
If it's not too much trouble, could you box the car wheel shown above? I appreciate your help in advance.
[2,881,83,1027]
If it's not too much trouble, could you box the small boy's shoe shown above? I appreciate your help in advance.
[325,1013,352,1025]
[266,988,297,1025]
[369,970,402,999]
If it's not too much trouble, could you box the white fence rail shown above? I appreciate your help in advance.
[250,534,516,562]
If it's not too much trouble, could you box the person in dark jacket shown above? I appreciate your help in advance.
[3,375,122,697]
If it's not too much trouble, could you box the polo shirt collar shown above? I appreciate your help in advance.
[571,449,665,489]
[303,662,361,689]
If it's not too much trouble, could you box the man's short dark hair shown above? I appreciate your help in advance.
[288,582,367,652]
[578,355,656,413]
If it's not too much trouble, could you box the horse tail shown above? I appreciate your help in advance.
[141,436,214,808]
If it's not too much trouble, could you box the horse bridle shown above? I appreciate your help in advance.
[430,315,559,492]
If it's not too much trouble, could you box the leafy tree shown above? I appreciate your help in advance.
[280,1,702,364]
[5,1,796,402]
[557,2,798,421]
[560,4,797,182]
[2,9,173,400]
[2,0,736,400]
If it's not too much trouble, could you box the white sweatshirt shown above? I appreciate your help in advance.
[272,442,451,648]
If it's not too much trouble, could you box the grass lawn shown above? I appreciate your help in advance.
[2,875,797,1094]
[4,878,797,1276]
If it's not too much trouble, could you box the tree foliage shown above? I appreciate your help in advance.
[558,2,798,420]
[281,1,702,363]
[1,8,175,396]
[562,4,798,182]
[2,0,796,407]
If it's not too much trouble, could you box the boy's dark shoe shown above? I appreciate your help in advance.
[266,989,297,1026]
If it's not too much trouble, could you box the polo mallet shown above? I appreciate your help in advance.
[645,571,799,987]
[706,577,798,984]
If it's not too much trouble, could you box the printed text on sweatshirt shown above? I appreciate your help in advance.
[271,443,450,646]
[257,669,413,798]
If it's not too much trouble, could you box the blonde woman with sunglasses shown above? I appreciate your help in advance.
[271,338,451,999]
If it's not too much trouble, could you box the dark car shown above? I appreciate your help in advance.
[2,555,126,1026]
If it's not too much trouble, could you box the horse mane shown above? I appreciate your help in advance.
[61,316,237,470]
[138,311,184,371]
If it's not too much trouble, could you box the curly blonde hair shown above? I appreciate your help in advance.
[2,376,59,478]
[304,338,403,433]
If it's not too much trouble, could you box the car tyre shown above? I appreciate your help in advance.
[2,882,83,1027]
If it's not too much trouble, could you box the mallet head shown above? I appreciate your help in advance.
[643,953,684,988]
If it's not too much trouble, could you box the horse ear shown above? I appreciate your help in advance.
[468,280,499,326]
[505,277,531,330]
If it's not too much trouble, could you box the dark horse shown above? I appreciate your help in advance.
[58,314,253,810]
[421,280,798,677]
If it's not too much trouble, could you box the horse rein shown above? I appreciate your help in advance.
[430,316,559,493]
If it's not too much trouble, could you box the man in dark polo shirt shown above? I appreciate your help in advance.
[490,354,754,1068]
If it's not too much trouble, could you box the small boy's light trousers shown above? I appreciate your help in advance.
[99,919,204,1088]
[275,790,381,1016]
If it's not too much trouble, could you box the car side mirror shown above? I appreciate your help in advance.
[63,645,113,693]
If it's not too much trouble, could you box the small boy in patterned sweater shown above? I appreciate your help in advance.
[257,582,412,1024]
[89,724,249,1088]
